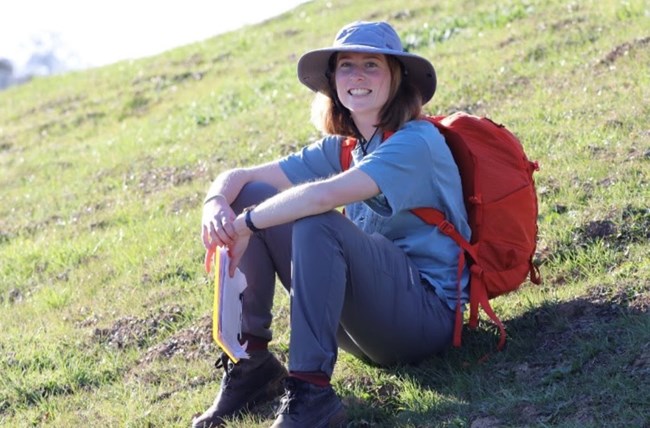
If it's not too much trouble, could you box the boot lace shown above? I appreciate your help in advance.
[276,378,305,415]
[214,352,236,386]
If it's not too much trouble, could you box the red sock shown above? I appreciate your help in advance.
[289,371,330,387]
[240,333,268,352]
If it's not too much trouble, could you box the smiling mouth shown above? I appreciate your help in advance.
[348,88,371,96]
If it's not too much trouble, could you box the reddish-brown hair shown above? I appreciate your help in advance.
[310,54,423,136]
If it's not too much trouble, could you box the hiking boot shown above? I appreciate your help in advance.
[192,351,288,428]
[270,377,347,428]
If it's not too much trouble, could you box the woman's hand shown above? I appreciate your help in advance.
[202,195,237,248]
[228,233,250,278]
[201,195,253,277]
[202,195,237,273]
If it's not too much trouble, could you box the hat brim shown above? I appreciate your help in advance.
[297,45,437,104]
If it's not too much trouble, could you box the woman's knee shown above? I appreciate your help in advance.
[292,211,343,244]
[231,181,279,213]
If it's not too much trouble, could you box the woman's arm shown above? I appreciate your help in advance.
[224,166,379,275]
[240,167,379,230]
[202,161,292,252]
[204,160,293,205]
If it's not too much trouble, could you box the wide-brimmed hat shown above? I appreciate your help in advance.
[297,21,437,104]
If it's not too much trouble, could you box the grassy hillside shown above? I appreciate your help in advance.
[1,0,648,426]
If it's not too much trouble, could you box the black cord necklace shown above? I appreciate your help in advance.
[358,126,380,156]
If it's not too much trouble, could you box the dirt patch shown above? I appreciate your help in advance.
[123,159,210,195]
[541,205,649,269]
[619,206,650,245]
[139,314,215,364]
[92,305,185,349]
[628,292,650,313]
[599,36,650,66]
[589,281,650,314]
[1,288,24,305]
[131,70,206,92]
[570,206,650,250]
[121,313,218,405]
[169,193,201,215]
[508,297,620,365]
[580,219,617,240]
[550,16,586,31]
[510,288,647,366]
[170,53,206,68]
[22,94,86,116]
[212,52,232,64]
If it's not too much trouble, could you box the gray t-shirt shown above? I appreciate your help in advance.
[278,119,470,310]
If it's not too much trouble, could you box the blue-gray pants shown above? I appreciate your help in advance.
[232,182,454,377]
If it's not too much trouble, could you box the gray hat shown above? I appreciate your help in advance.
[297,21,437,104]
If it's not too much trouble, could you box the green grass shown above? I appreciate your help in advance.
[1,0,649,426]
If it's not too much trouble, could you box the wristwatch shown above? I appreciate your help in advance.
[243,206,262,233]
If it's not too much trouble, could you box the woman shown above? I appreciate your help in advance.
[193,21,470,428]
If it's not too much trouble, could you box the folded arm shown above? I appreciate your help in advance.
[202,160,380,275]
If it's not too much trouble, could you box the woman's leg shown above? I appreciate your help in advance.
[230,181,293,342]
[193,181,293,427]
[288,211,454,376]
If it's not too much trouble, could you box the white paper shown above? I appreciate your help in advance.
[212,247,249,362]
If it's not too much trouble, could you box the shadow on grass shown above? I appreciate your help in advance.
[340,292,650,427]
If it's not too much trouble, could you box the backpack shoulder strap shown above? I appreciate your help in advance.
[340,137,357,171]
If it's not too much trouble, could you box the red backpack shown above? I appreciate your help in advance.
[340,112,541,350]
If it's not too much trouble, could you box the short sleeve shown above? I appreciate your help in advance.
[278,135,343,185]
[357,121,455,215]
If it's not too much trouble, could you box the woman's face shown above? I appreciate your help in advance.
[334,52,392,122]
